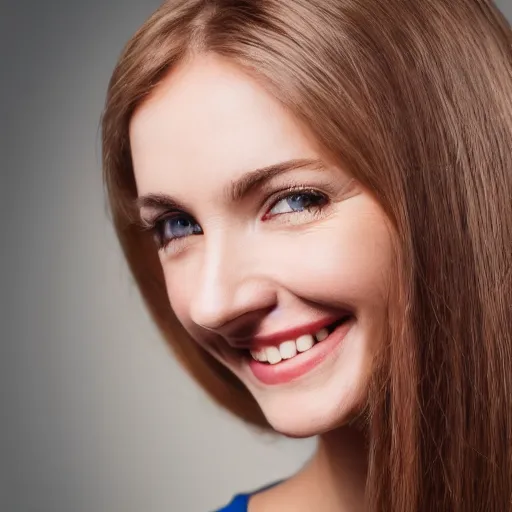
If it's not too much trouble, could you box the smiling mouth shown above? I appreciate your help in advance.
[246,315,352,365]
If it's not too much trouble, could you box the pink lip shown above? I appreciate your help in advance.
[245,313,351,349]
[247,316,355,385]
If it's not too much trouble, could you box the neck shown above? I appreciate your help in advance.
[248,425,369,512]
[304,426,368,511]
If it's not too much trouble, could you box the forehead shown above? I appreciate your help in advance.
[129,54,320,197]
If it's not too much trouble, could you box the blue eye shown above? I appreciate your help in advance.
[153,215,202,249]
[268,191,327,216]
[148,189,328,253]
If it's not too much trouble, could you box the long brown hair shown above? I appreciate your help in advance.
[101,1,512,510]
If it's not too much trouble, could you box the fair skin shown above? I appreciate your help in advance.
[130,53,393,511]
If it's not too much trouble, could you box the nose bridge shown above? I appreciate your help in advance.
[190,229,275,331]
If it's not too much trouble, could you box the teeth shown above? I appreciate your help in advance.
[296,334,315,352]
[279,341,297,359]
[314,327,329,342]
[250,322,336,364]
[265,346,282,365]
[250,349,267,362]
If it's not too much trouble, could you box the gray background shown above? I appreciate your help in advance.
[2,1,511,511]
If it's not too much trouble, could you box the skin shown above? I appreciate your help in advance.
[130,53,393,510]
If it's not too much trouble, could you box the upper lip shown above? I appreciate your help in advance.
[234,313,351,349]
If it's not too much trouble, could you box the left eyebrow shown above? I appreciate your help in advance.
[135,157,326,214]
[226,157,326,203]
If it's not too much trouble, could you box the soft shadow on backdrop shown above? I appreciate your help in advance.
[2,1,511,511]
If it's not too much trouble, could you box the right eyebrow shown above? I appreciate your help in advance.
[135,193,185,213]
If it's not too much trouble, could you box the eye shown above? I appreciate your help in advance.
[144,188,328,253]
[151,214,202,251]
[265,190,328,218]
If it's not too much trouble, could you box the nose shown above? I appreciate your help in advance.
[188,233,277,339]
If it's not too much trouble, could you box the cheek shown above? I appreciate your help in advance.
[162,264,196,330]
[160,198,393,328]
[277,211,393,310]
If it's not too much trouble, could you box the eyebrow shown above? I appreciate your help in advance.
[136,157,326,213]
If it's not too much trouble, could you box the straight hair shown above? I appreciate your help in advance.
[101,1,512,510]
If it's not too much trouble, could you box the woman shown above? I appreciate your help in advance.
[101,0,512,510]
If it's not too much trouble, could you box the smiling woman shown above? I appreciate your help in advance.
[129,56,386,444]
[100,1,512,511]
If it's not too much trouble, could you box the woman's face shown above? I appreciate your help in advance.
[130,54,393,437]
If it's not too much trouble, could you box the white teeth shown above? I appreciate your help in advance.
[265,346,282,365]
[251,324,333,364]
[250,349,267,362]
[314,327,329,342]
[279,341,297,359]
[296,334,315,352]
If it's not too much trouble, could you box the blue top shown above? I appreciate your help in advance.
[214,481,281,512]
[215,493,250,511]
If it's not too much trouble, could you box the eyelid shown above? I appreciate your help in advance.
[265,186,323,207]
[137,210,164,230]
[261,174,345,200]
[138,208,184,232]
[261,181,333,213]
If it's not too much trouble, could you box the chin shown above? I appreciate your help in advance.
[253,386,368,438]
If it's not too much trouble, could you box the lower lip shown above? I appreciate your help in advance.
[247,317,354,386]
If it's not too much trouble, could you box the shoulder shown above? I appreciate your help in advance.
[214,493,249,512]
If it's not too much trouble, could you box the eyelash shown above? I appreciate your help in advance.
[142,186,329,253]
